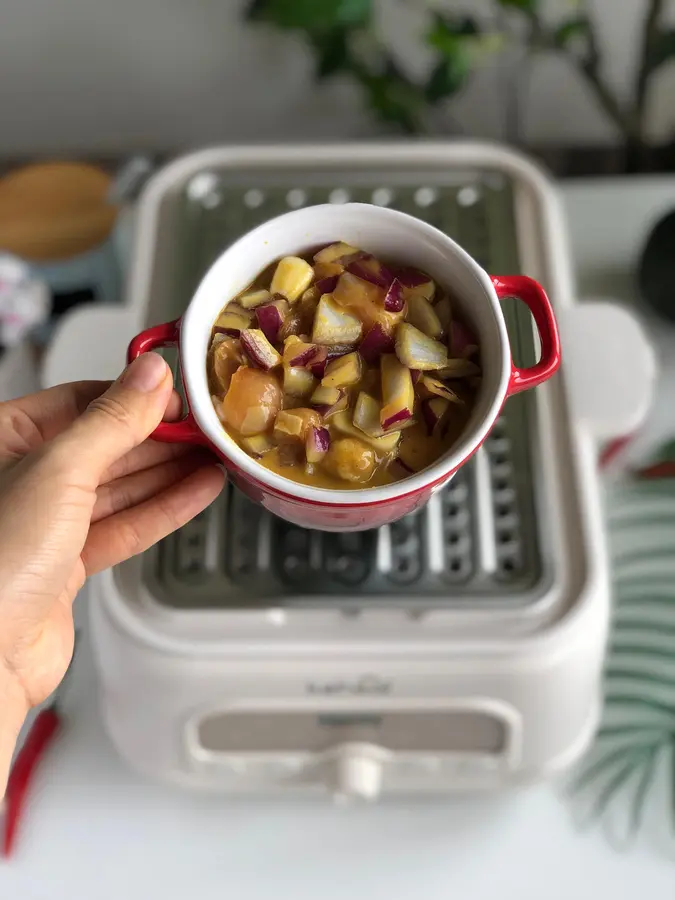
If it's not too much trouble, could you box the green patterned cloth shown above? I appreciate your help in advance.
[571,470,675,846]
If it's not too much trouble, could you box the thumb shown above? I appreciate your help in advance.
[54,353,173,481]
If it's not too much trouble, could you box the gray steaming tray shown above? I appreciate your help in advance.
[144,166,548,609]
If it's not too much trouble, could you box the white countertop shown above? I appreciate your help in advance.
[4,176,675,899]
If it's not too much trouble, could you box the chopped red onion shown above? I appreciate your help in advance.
[449,319,477,358]
[288,343,319,367]
[421,397,450,436]
[383,278,404,313]
[315,275,339,294]
[346,254,394,289]
[305,426,331,464]
[396,267,431,288]
[240,329,281,370]
[359,324,395,364]
[255,297,289,345]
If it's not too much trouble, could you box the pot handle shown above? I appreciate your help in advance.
[127,319,205,444]
[491,276,562,396]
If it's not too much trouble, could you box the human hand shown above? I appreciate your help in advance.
[0,353,224,793]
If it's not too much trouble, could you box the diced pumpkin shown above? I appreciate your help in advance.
[312,295,363,345]
[380,354,415,430]
[321,351,362,389]
[270,256,314,303]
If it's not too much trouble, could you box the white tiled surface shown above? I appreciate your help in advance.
[3,178,675,899]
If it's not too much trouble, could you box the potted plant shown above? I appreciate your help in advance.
[245,0,675,173]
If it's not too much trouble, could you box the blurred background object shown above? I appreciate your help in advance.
[0,0,674,175]
[244,0,675,173]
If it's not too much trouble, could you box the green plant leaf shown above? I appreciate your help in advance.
[427,13,479,55]
[554,15,591,48]
[358,60,425,134]
[424,13,481,104]
[495,0,537,12]
[246,0,371,31]
[647,29,675,74]
[425,57,470,104]
[311,30,351,79]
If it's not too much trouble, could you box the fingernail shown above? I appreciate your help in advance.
[120,353,169,392]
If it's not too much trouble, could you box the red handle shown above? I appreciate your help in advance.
[3,708,60,858]
[127,320,205,445]
[491,276,561,396]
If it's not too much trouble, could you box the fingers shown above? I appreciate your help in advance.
[81,464,225,575]
[49,354,174,485]
[0,381,111,462]
[101,438,189,484]
[92,449,215,522]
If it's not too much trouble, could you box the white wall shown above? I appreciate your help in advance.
[0,0,674,156]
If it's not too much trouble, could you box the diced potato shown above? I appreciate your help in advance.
[238,289,272,310]
[353,391,385,437]
[210,336,244,393]
[241,434,274,456]
[332,411,401,453]
[314,261,344,280]
[406,295,443,340]
[270,256,314,303]
[321,351,362,389]
[283,366,316,398]
[323,437,376,484]
[310,384,347,418]
[214,306,254,334]
[314,242,359,265]
[274,408,322,442]
[220,368,283,436]
[333,272,403,332]
[312,295,363,345]
[395,323,448,370]
[380,354,415,430]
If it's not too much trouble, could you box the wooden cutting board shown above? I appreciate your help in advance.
[0,162,119,262]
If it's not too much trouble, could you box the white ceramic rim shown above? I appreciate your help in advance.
[180,203,511,506]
